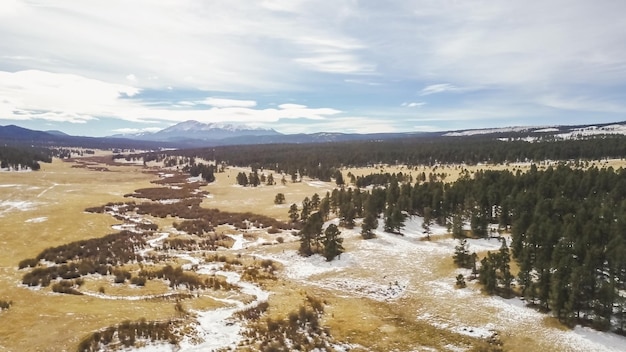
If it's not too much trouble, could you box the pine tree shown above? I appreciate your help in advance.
[479,253,498,294]
[383,206,404,234]
[274,193,286,205]
[311,193,321,210]
[453,239,472,269]
[334,170,345,186]
[451,213,464,239]
[288,204,299,224]
[266,173,275,185]
[422,206,433,240]
[339,201,356,229]
[361,210,378,239]
[301,197,311,222]
[498,239,513,297]
[322,224,344,261]
[299,212,323,256]
[236,172,249,186]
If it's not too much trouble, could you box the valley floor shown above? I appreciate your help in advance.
[0,157,625,351]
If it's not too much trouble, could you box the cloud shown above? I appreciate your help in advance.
[202,97,257,108]
[2,1,626,134]
[0,70,139,123]
[278,103,307,109]
[401,102,426,108]
[0,70,341,125]
[419,84,458,96]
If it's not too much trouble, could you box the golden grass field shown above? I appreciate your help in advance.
[1,155,623,351]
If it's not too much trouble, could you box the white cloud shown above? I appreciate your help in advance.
[202,97,257,108]
[0,70,341,126]
[401,102,426,108]
[419,84,458,96]
[2,1,626,133]
[0,1,374,91]
[278,103,307,109]
[538,94,626,114]
[0,70,138,123]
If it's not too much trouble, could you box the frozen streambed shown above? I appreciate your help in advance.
[177,263,269,351]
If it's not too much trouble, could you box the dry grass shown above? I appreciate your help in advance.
[1,157,615,351]
[0,159,175,351]
[200,166,334,221]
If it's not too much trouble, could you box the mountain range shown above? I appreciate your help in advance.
[109,120,281,142]
[3,120,626,150]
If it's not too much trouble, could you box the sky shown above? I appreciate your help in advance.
[1,1,626,137]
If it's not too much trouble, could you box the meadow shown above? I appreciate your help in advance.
[0,154,624,351]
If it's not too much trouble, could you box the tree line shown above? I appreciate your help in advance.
[0,145,53,170]
[159,135,626,183]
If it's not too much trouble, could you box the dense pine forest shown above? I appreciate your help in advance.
[0,145,53,170]
[285,165,626,334]
[158,135,626,181]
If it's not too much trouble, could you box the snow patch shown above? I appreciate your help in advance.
[0,200,40,216]
[316,277,408,301]
[25,216,48,223]
[158,199,180,204]
[264,251,354,280]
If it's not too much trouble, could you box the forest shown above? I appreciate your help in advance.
[0,145,53,170]
[147,134,626,182]
[283,165,626,334]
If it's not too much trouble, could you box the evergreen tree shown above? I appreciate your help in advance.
[384,206,405,234]
[453,239,472,269]
[274,193,286,205]
[319,197,330,220]
[288,204,299,224]
[333,169,345,186]
[498,239,513,297]
[479,253,498,294]
[322,224,344,261]
[311,193,321,210]
[422,206,433,240]
[301,197,311,223]
[339,201,356,229]
[361,210,378,239]
[470,208,488,238]
[451,213,464,239]
[266,173,275,186]
[236,172,249,186]
[299,212,323,256]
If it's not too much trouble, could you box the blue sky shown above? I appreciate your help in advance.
[1,1,626,137]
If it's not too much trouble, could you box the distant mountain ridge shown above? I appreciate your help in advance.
[3,120,626,149]
[110,120,281,142]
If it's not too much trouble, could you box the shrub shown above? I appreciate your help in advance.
[0,300,12,310]
[130,276,146,286]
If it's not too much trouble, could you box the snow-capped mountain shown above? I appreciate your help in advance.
[110,120,281,142]
[442,121,626,139]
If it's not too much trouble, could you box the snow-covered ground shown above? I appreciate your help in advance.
[24,216,48,223]
[88,199,626,351]
[255,215,626,352]
[0,200,40,217]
